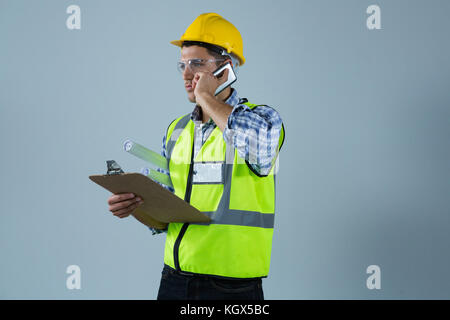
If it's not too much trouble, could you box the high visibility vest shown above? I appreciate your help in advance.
[163,100,285,279]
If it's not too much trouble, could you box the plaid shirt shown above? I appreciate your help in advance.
[151,88,283,233]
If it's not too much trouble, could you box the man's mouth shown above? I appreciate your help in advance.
[185,84,193,91]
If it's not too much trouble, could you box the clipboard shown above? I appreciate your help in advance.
[89,172,211,229]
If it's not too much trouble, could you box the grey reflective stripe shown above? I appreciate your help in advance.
[166,113,191,161]
[195,210,274,229]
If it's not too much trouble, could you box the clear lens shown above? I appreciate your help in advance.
[176,61,186,73]
[177,58,225,74]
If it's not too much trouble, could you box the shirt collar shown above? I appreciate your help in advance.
[190,88,240,124]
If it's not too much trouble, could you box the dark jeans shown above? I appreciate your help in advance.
[157,265,264,300]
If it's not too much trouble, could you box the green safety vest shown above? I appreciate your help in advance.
[163,100,285,279]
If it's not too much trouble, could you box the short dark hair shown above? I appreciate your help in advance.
[181,41,230,66]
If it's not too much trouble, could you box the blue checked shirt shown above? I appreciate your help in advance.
[150,88,283,234]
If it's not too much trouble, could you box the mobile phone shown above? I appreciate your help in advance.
[213,62,237,96]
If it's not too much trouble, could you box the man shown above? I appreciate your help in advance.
[107,12,285,300]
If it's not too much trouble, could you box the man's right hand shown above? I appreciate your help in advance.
[107,193,143,219]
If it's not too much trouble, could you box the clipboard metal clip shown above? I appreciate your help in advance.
[106,160,124,175]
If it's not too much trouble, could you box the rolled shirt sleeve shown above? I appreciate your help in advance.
[223,103,283,176]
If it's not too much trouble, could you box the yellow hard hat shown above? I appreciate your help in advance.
[170,12,246,66]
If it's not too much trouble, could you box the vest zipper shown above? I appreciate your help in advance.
[173,136,195,272]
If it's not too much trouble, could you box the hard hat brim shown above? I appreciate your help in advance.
[170,39,246,66]
[170,40,183,47]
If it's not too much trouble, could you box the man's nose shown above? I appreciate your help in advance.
[182,66,194,80]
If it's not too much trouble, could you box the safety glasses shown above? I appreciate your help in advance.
[177,58,225,74]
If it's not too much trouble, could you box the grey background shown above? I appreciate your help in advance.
[1,0,449,299]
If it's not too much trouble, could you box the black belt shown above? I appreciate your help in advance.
[163,264,263,282]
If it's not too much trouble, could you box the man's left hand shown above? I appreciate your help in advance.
[192,68,229,98]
